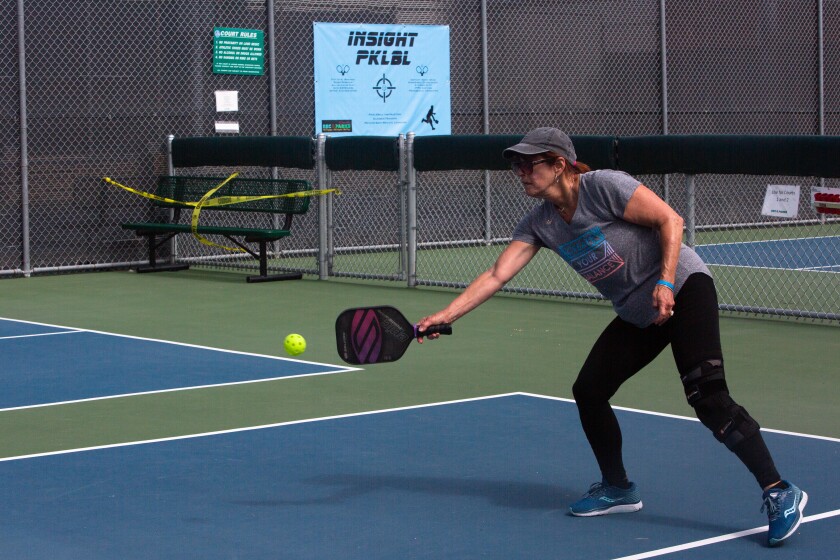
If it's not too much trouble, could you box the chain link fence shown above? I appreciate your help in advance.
[3,0,839,321]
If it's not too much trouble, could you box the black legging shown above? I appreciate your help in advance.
[572,273,781,489]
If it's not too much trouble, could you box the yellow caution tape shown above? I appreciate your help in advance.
[103,177,340,209]
[103,177,190,206]
[190,172,242,252]
[103,175,340,252]
[198,189,342,208]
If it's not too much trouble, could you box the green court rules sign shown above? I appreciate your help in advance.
[213,27,264,75]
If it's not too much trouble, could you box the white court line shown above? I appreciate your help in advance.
[0,316,362,412]
[0,330,83,340]
[801,264,840,271]
[0,369,363,412]
[696,235,840,248]
[0,316,354,370]
[610,509,840,560]
[4,391,837,460]
[520,392,840,443]
[701,263,839,273]
[0,392,521,462]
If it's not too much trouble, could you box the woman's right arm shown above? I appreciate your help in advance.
[416,240,539,338]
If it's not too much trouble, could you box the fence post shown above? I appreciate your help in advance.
[484,170,492,243]
[267,0,282,248]
[316,134,330,279]
[18,0,31,277]
[267,0,277,138]
[818,0,826,223]
[481,0,492,243]
[398,134,408,281]
[660,0,671,204]
[685,174,696,248]
[166,134,174,175]
[406,132,417,288]
[165,135,179,265]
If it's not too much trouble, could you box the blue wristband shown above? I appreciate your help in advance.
[656,279,675,291]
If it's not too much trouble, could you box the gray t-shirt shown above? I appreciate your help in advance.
[512,169,710,327]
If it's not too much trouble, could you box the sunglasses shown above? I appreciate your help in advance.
[511,157,556,175]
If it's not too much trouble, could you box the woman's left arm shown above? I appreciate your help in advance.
[623,184,685,324]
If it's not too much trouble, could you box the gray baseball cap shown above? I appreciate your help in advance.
[503,127,577,164]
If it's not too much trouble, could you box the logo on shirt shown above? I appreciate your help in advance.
[556,228,624,283]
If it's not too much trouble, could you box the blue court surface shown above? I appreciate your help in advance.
[0,318,357,410]
[0,394,836,559]
[695,236,840,271]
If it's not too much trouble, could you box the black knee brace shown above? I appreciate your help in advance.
[681,359,760,451]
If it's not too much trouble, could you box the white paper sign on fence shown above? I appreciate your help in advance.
[761,184,800,218]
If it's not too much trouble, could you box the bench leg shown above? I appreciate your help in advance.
[135,233,190,274]
[245,239,303,283]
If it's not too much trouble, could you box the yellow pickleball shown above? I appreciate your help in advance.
[284,333,306,356]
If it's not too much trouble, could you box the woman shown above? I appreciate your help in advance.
[416,127,806,547]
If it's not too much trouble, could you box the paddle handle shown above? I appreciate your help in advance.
[414,324,453,338]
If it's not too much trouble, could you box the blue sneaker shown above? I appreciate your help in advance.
[569,480,643,517]
[762,481,807,546]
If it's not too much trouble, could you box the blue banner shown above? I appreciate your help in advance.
[314,23,451,136]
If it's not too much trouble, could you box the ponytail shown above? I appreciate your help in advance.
[546,151,591,176]
[570,161,591,174]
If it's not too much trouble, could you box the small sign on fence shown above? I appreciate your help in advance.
[213,28,264,76]
[761,184,800,218]
[215,91,239,112]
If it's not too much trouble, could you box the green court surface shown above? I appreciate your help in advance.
[0,269,836,461]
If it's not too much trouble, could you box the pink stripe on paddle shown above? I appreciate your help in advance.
[351,309,382,363]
